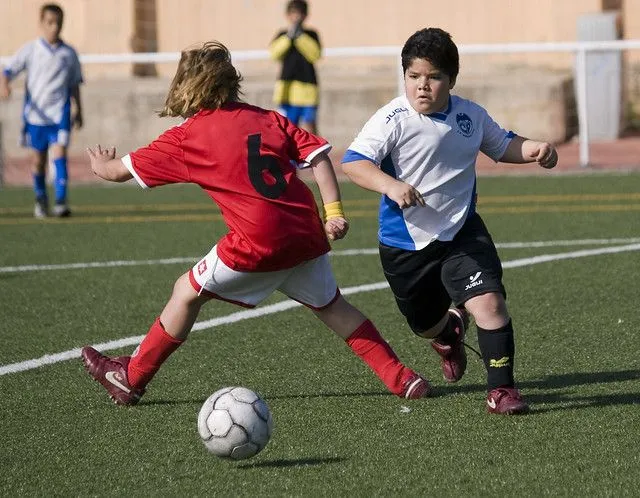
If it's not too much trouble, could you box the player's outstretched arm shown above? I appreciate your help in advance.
[500,135,558,169]
[342,159,425,209]
[87,145,133,182]
[310,152,348,241]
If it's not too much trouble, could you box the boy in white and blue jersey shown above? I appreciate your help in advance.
[342,28,558,415]
[0,3,83,218]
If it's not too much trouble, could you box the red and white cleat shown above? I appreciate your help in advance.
[431,307,469,383]
[486,387,529,415]
[400,371,432,399]
[81,346,145,406]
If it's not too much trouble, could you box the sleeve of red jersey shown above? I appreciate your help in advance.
[277,113,332,168]
[121,124,190,189]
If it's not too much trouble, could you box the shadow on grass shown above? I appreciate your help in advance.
[451,368,640,393]
[522,369,640,389]
[142,370,640,410]
[237,456,346,469]
[142,390,391,406]
[259,390,390,401]
[524,391,640,413]
[442,369,640,412]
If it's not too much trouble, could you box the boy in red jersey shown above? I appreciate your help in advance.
[81,41,429,405]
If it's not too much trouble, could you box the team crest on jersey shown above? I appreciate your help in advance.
[455,113,474,137]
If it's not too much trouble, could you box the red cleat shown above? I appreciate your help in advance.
[81,346,145,406]
[400,370,432,399]
[486,387,529,415]
[431,308,469,383]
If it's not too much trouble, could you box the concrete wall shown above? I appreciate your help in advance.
[2,0,635,84]
[0,0,634,162]
[0,66,574,160]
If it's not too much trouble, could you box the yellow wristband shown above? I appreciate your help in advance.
[323,201,345,221]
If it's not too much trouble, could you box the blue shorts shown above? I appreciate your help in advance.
[22,123,70,152]
[278,105,317,126]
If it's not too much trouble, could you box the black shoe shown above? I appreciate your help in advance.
[53,203,71,217]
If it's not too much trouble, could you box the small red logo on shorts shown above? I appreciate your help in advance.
[197,260,208,275]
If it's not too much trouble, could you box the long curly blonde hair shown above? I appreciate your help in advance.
[159,41,243,118]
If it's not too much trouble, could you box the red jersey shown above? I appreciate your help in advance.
[123,103,332,271]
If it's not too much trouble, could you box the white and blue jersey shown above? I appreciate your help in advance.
[343,94,514,250]
[3,38,83,148]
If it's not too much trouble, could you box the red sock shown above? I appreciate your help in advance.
[128,317,183,390]
[345,320,408,395]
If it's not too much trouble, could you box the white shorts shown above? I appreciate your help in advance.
[188,246,339,310]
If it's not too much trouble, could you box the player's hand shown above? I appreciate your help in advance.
[325,217,349,241]
[87,145,116,176]
[0,84,10,100]
[287,22,302,39]
[87,144,116,163]
[73,113,83,130]
[385,180,425,209]
[530,142,558,169]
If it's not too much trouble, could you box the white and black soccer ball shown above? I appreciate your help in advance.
[197,386,273,460]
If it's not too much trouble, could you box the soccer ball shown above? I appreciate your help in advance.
[197,386,273,460]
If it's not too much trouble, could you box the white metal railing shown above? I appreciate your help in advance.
[2,39,640,167]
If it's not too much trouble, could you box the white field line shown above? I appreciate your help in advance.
[1,242,640,376]
[501,243,640,268]
[2,238,640,274]
[496,237,640,249]
[0,257,197,273]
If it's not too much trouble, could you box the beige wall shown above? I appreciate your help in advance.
[1,0,636,79]
[625,0,640,53]
[623,0,640,120]
[1,0,637,160]
[0,0,133,78]
[155,0,605,49]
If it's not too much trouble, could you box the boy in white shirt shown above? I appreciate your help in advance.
[342,28,558,415]
[0,3,83,218]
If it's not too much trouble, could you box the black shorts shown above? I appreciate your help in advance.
[379,212,506,333]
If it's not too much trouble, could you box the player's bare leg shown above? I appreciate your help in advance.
[312,294,367,340]
[313,295,431,399]
[126,272,211,388]
[82,272,211,405]
[159,272,212,340]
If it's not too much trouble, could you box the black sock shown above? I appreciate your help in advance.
[477,320,515,390]
[435,314,457,345]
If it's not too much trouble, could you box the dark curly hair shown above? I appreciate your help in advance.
[401,28,459,81]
